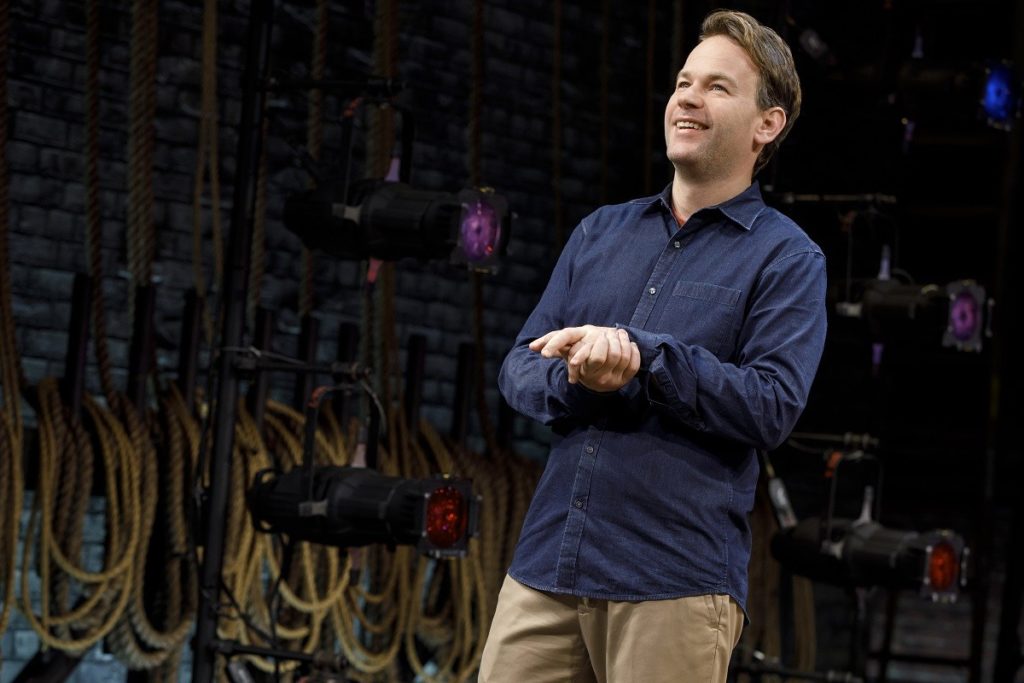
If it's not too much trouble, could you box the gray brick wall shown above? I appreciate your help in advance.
[1,0,659,678]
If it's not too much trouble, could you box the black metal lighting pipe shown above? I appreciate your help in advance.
[450,342,475,446]
[293,314,320,409]
[191,0,275,680]
[991,2,1024,681]
[60,273,92,416]
[246,307,274,428]
[126,284,156,413]
[404,333,427,427]
[176,289,203,412]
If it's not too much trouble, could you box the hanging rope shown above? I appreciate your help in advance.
[17,381,140,653]
[192,0,223,345]
[126,0,159,318]
[82,0,118,403]
[0,0,25,658]
[104,394,192,672]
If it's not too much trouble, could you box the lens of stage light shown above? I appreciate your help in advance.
[425,485,468,549]
[984,65,1013,120]
[928,541,959,592]
[949,290,980,342]
[458,198,502,264]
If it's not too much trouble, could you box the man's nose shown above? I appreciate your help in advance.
[676,86,702,108]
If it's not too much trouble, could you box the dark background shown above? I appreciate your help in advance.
[1,0,1022,681]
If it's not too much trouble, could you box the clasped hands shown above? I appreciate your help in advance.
[529,325,641,393]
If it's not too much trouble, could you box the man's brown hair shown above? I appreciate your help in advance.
[700,10,802,176]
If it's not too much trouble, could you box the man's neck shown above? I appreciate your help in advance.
[669,172,752,225]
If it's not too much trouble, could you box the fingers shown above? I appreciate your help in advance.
[529,326,589,358]
[577,335,641,393]
[529,326,640,391]
[607,329,631,377]
[528,330,557,352]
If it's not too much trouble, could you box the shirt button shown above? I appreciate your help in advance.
[674,240,681,248]
[585,445,595,454]
[649,287,657,295]
[574,498,584,508]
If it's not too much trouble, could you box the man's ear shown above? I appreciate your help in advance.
[754,107,787,145]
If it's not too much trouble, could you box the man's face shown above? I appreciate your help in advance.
[664,35,767,181]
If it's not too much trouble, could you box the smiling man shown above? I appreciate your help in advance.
[479,10,827,683]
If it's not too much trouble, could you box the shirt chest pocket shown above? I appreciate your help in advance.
[657,281,743,359]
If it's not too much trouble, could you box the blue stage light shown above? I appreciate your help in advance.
[981,62,1021,130]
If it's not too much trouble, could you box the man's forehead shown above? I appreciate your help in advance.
[678,36,756,81]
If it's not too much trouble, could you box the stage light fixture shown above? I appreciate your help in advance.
[771,519,968,602]
[764,447,969,602]
[248,466,480,557]
[843,278,990,352]
[981,61,1021,130]
[283,180,510,271]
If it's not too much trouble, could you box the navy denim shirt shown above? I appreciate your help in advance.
[498,182,826,610]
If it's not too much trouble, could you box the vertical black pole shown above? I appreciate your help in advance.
[450,343,475,446]
[126,284,156,413]
[246,307,274,429]
[990,2,1024,681]
[404,333,427,428]
[60,273,93,416]
[191,1,274,680]
[333,321,359,424]
[176,289,203,413]
[293,314,320,409]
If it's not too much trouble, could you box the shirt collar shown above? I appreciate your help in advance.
[647,181,766,231]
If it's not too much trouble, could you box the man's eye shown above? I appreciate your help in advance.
[678,81,690,89]
[710,84,727,92]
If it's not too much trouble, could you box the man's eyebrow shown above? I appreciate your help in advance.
[676,70,740,88]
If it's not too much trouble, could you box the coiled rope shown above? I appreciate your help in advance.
[18,381,139,653]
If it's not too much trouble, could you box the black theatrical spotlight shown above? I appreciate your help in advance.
[283,180,510,271]
[249,466,480,558]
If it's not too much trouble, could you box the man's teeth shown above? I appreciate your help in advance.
[677,121,704,130]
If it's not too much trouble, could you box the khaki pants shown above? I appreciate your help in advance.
[479,575,743,683]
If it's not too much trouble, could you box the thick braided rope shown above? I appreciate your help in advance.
[105,396,174,669]
[46,385,93,642]
[125,0,159,318]
[83,0,117,402]
[0,416,22,649]
[0,0,22,420]
[0,8,25,638]
[16,385,139,653]
[148,387,199,680]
